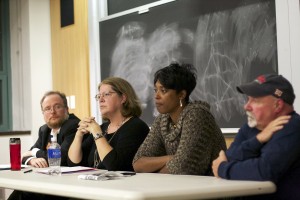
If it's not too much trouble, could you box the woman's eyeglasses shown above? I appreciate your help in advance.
[94,92,116,101]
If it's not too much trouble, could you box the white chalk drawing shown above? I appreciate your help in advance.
[102,0,277,128]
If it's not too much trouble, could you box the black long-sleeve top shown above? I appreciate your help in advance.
[68,116,149,171]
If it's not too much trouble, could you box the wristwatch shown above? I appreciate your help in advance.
[93,132,104,141]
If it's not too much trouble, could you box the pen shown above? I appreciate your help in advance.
[23,169,33,173]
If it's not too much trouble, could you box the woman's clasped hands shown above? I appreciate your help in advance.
[77,117,102,137]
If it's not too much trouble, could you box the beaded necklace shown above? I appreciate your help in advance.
[93,118,127,168]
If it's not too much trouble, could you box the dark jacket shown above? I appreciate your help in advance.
[218,111,300,199]
[22,113,80,166]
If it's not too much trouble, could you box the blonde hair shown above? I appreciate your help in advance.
[99,77,142,119]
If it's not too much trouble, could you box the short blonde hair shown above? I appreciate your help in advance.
[99,77,142,119]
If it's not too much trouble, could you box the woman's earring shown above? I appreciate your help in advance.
[180,99,183,107]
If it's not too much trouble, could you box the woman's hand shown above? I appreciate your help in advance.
[79,117,102,135]
[76,117,97,136]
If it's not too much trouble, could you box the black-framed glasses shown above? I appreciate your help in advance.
[42,104,65,113]
[94,92,116,101]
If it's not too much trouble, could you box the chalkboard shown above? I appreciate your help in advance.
[107,0,160,15]
[99,0,277,129]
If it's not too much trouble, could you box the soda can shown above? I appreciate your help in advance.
[10,138,21,170]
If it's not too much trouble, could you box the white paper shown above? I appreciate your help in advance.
[36,166,96,174]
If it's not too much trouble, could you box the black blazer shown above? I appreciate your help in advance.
[22,113,80,166]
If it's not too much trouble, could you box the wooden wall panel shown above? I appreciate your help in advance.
[50,0,90,119]
[225,137,234,148]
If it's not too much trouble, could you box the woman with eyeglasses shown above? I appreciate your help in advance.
[133,62,227,175]
[68,77,149,171]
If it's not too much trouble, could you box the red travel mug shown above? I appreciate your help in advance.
[10,138,21,170]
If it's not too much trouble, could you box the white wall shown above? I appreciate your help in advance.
[88,0,103,123]
[27,0,53,143]
[276,0,300,112]
[0,0,52,165]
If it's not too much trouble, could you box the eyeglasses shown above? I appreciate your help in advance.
[42,104,65,113]
[94,92,116,101]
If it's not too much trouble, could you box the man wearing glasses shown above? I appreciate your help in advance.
[8,92,79,200]
[21,91,80,167]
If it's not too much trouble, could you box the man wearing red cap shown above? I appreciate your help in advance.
[212,74,300,199]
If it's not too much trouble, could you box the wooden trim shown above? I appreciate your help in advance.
[0,131,31,136]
